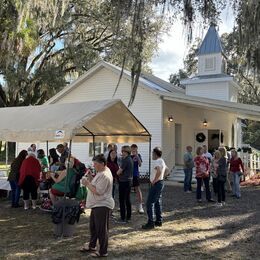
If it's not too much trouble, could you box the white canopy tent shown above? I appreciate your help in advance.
[0,99,152,173]
[0,99,151,236]
[0,99,151,143]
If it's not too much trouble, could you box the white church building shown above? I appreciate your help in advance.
[18,26,260,173]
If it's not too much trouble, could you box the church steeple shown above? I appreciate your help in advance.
[197,25,226,76]
[198,25,223,55]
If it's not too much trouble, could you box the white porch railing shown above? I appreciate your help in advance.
[238,151,260,179]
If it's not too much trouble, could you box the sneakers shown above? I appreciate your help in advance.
[197,199,202,203]
[90,252,108,257]
[216,202,223,207]
[138,204,144,214]
[155,221,162,227]
[142,223,155,230]
[23,200,29,210]
[32,200,37,210]
[207,199,215,203]
[222,201,226,206]
[115,219,127,224]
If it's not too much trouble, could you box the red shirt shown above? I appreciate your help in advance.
[194,155,209,178]
[230,157,244,173]
[19,156,41,186]
[107,161,119,181]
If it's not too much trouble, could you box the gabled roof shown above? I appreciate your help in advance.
[44,60,260,121]
[46,61,184,104]
[198,25,223,55]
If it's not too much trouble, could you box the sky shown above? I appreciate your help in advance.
[150,8,235,81]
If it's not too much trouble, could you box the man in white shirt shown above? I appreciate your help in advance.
[142,147,166,229]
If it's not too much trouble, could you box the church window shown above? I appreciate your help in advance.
[205,57,216,71]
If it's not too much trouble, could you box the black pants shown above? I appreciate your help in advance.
[118,181,131,221]
[217,180,226,203]
[196,177,211,200]
[22,175,38,200]
[212,178,218,194]
[89,207,110,256]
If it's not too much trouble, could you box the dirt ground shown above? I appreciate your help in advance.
[0,182,259,260]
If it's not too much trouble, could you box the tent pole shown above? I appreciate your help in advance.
[148,137,151,182]
[61,139,72,238]
[46,141,49,161]
[5,141,8,167]
[93,135,96,157]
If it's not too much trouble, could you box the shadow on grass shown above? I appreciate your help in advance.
[0,184,259,259]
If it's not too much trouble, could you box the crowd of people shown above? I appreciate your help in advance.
[80,145,166,257]
[7,142,81,210]
[7,141,245,257]
[7,141,167,257]
[183,145,245,207]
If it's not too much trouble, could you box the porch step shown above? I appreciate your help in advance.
[167,168,196,183]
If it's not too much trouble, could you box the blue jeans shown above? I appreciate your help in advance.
[196,177,211,200]
[146,180,164,224]
[184,168,193,191]
[232,172,241,198]
[9,180,21,206]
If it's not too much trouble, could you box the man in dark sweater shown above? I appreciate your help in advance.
[116,145,133,223]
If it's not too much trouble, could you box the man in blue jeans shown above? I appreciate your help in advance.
[183,146,194,193]
[142,147,166,229]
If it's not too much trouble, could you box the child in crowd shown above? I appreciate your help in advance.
[131,144,144,214]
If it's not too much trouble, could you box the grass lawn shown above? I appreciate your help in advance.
[0,182,259,259]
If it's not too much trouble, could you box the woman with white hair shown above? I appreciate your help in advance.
[19,150,41,210]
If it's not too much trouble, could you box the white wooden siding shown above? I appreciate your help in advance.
[186,82,230,101]
[162,100,237,169]
[16,68,162,172]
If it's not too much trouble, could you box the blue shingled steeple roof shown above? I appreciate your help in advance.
[198,25,223,55]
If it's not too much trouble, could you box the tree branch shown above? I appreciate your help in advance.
[239,70,259,100]
[26,30,64,74]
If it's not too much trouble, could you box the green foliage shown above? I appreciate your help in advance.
[243,121,260,150]
[0,0,260,107]
[169,69,189,87]
[0,0,164,107]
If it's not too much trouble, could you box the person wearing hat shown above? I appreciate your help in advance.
[116,145,133,223]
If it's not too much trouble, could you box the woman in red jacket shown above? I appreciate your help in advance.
[106,150,119,199]
[230,149,244,198]
[19,151,41,210]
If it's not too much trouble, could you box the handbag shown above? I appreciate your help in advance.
[238,171,243,176]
